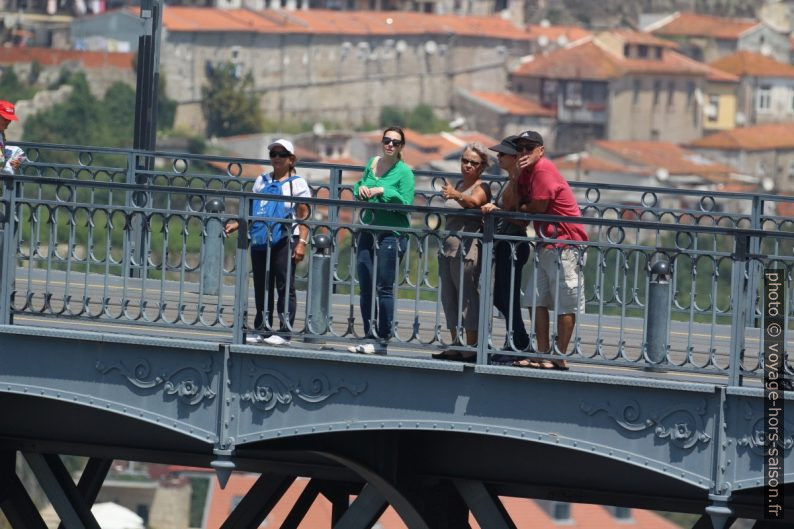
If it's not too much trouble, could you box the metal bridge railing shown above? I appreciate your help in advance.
[1,142,793,387]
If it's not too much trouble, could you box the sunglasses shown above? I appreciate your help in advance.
[516,143,541,153]
[381,138,403,147]
[269,151,291,158]
[461,157,482,167]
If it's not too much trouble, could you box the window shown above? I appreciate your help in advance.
[789,160,794,181]
[638,45,648,58]
[790,88,794,112]
[633,79,641,104]
[542,80,557,105]
[667,81,675,106]
[707,95,719,122]
[686,81,695,106]
[612,506,632,520]
[552,502,571,522]
[565,81,582,106]
[655,46,663,59]
[623,43,630,57]
[757,85,771,111]
[653,80,662,106]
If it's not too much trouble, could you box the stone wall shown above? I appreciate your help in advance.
[5,85,73,142]
[162,30,530,132]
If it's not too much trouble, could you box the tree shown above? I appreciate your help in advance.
[0,67,36,103]
[102,82,135,146]
[23,72,107,147]
[200,62,263,137]
[379,106,407,128]
[157,75,177,132]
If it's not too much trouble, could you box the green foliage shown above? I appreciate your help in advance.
[28,60,42,85]
[379,104,448,133]
[157,74,177,131]
[23,72,112,148]
[0,67,37,102]
[201,62,263,137]
[379,106,407,128]
[102,82,136,145]
[189,477,210,527]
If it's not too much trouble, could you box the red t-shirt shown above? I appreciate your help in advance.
[518,157,588,243]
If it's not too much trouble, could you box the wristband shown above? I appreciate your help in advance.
[299,238,308,245]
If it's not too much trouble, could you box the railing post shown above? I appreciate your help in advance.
[201,198,226,297]
[745,196,762,327]
[728,235,750,386]
[476,214,495,365]
[0,173,16,326]
[329,167,342,226]
[232,198,250,345]
[305,233,332,343]
[644,255,671,371]
[122,152,136,279]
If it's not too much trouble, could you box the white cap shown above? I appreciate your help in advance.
[267,139,294,155]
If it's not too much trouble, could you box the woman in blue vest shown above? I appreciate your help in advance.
[226,139,311,345]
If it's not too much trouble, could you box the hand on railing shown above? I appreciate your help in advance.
[224,220,239,235]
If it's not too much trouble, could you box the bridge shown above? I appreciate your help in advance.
[0,142,792,529]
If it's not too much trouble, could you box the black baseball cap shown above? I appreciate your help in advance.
[488,135,519,155]
[517,130,544,146]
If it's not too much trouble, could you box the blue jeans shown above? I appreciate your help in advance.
[356,232,407,341]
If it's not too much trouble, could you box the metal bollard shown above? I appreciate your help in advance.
[305,233,332,343]
[645,256,671,371]
[201,198,225,297]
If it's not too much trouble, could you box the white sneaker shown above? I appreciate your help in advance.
[263,335,290,346]
[246,335,264,344]
[347,343,385,355]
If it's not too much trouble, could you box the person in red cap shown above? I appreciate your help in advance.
[0,100,23,173]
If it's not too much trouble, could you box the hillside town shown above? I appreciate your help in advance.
[0,0,794,204]
[0,1,791,528]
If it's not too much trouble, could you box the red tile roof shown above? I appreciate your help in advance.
[650,11,758,40]
[468,91,556,116]
[706,64,739,83]
[526,24,591,46]
[553,153,646,174]
[607,29,678,48]
[512,39,709,80]
[0,47,133,69]
[709,50,794,78]
[513,40,623,80]
[161,7,530,40]
[472,499,682,529]
[592,140,734,181]
[689,123,794,151]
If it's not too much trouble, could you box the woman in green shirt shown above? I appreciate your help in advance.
[347,126,416,355]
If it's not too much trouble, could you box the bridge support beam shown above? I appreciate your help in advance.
[23,452,102,529]
[279,479,322,529]
[333,483,387,529]
[56,458,112,529]
[219,472,294,529]
[455,479,516,529]
[0,469,48,529]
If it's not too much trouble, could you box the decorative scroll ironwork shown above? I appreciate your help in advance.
[96,357,216,405]
[581,398,711,449]
[737,402,794,455]
[241,363,367,412]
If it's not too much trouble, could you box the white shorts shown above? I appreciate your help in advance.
[536,246,586,315]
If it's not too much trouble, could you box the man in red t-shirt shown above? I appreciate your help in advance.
[514,130,587,370]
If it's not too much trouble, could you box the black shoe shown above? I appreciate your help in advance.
[253,311,263,330]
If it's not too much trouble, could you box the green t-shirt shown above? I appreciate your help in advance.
[353,157,415,231]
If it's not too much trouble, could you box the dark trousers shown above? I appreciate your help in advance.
[250,236,297,335]
[493,240,530,350]
[356,232,407,340]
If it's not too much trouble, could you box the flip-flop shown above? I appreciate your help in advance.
[432,350,462,360]
[513,359,555,369]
